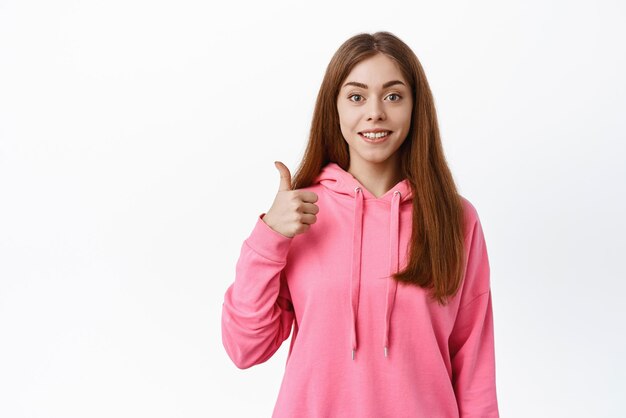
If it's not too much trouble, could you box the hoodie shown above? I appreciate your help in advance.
[221,162,500,418]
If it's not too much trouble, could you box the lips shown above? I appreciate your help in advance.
[359,129,392,134]
[359,131,391,143]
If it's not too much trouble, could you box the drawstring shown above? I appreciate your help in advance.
[384,190,401,357]
[350,187,402,360]
[350,186,364,361]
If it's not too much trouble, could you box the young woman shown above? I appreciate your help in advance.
[221,31,500,417]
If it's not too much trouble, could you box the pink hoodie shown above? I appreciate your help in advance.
[221,162,499,417]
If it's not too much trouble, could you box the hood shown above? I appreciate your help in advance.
[313,162,413,360]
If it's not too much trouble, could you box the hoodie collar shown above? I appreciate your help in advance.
[313,162,413,360]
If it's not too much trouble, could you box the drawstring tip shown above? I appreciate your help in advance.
[352,349,355,360]
[384,346,388,357]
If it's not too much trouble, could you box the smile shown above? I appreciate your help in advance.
[359,131,391,143]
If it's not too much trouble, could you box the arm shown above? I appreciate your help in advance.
[449,213,500,417]
[221,213,296,369]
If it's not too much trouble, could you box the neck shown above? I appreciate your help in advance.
[347,158,404,198]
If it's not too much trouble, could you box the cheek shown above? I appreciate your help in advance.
[394,107,413,129]
[346,110,362,128]
[403,114,412,129]
[338,111,359,131]
[336,112,351,139]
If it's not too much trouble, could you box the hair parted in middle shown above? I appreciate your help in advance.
[290,31,467,306]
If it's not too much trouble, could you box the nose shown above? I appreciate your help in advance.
[366,99,386,121]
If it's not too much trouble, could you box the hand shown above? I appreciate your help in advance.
[262,161,319,238]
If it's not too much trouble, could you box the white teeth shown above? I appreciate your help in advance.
[362,131,389,139]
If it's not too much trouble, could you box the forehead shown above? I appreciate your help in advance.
[342,54,407,87]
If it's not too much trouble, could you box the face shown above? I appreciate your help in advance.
[336,53,413,170]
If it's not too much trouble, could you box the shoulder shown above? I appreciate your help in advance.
[458,194,479,221]
[458,194,482,237]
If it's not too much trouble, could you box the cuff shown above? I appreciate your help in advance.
[244,213,294,262]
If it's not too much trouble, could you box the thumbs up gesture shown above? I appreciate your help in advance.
[262,161,319,238]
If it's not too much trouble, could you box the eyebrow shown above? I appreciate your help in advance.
[342,80,406,89]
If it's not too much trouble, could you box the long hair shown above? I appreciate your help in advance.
[290,31,466,306]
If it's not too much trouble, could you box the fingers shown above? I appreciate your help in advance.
[297,191,318,203]
[269,160,320,237]
[299,202,320,215]
[298,213,317,225]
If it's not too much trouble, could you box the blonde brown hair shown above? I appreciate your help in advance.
[291,31,466,306]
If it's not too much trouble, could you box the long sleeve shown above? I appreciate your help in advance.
[448,213,500,417]
[221,213,296,369]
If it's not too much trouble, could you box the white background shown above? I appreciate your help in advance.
[1,0,625,417]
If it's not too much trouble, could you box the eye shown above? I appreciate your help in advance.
[387,93,402,101]
[348,94,364,102]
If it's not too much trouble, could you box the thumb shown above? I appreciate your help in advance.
[274,161,292,192]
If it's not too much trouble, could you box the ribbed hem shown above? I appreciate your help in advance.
[244,213,294,262]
